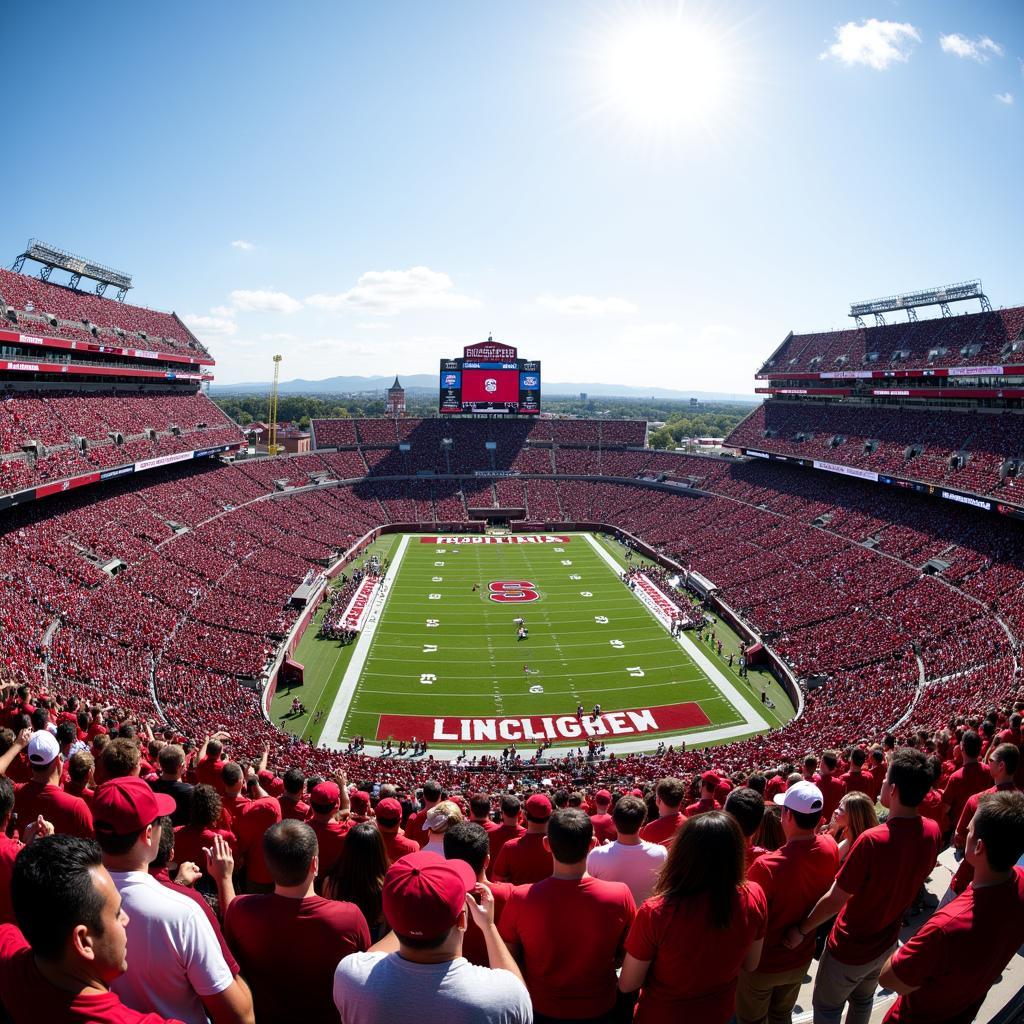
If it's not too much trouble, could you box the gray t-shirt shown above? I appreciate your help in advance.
[334,952,532,1024]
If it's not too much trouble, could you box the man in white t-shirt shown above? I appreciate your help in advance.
[585,795,666,905]
[334,851,532,1023]
[92,777,254,1024]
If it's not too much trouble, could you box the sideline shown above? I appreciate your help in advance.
[318,534,410,748]
[582,532,769,736]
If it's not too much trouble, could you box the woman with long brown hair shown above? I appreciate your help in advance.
[618,810,766,1024]
[323,822,389,940]
[826,791,879,865]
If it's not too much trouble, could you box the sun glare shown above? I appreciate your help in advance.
[583,6,743,148]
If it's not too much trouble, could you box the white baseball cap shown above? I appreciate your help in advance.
[27,730,61,768]
[773,780,824,815]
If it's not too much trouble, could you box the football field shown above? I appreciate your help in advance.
[284,532,783,753]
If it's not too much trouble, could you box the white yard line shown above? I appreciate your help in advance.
[318,534,410,750]
[582,533,770,736]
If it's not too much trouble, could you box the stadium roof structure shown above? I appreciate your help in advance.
[849,279,991,327]
[11,238,133,301]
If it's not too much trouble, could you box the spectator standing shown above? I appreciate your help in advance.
[444,821,516,968]
[839,748,875,801]
[791,749,941,1024]
[149,745,193,827]
[324,821,389,941]
[941,731,993,843]
[817,751,847,823]
[405,779,442,847]
[879,791,1024,1024]
[618,811,766,1024]
[488,794,526,871]
[422,799,463,856]
[736,782,840,1024]
[588,789,617,844]
[1,834,187,1024]
[586,795,666,906]
[469,792,499,834]
[224,820,370,1023]
[0,729,93,838]
[333,852,531,1024]
[375,796,420,863]
[500,808,636,1023]
[277,767,310,820]
[685,771,722,816]
[493,794,554,885]
[638,777,685,848]
[307,781,350,881]
[725,787,770,868]
[825,792,878,866]
[92,777,255,1024]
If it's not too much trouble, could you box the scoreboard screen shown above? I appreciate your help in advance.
[440,359,541,415]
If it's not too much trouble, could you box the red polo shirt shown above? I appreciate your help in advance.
[487,822,526,875]
[492,831,552,885]
[639,812,684,848]
[14,780,93,838]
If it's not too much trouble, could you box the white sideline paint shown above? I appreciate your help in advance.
[582,533,769,736]
[319,534,410,749]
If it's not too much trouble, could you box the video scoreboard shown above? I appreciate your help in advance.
[440,337,541,415]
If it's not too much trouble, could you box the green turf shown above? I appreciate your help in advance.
[277,531,794,749]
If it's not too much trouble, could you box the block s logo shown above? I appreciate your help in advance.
[489,580,540,603]
[484,378,498,393]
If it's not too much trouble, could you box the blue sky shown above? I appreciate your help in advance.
[3,1,1022,393]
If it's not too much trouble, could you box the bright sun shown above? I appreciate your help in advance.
[593,8,737,143]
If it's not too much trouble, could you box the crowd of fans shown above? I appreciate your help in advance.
[759,304,1024,375]
[728,401,1024,497]
[1,708,1024,1023]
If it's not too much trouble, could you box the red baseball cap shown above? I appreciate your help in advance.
[350,791,371,814]
[525,794,552,820]
[630,788,643,798]
[701,771,719,787]
[93,777,176,836]
[310,781,340,808]
[376,797,403,824]
[383,852,477,940]
[594,789,612,803]
[258,770,285,797]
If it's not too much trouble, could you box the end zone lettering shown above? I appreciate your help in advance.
[419,535,570,544]
[376,701,710,744]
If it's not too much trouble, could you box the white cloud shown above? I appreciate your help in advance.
[230,239,255,251]
[258,332,298,342]
[228,289,302,314]
[996,92,1014,105]
[537,294,639,316]
[305,266,481,315]
[355,322,390,330]
[939,34,1003,62]
[820,19,920,70]
[210,305,235,317]
[183,314,237,339]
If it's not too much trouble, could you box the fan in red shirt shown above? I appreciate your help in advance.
[0,730,93,839]
[492,794,554,885]
[0,776,54,925]
[306,781,350,881]
[373,798,419,864]
[639,777,686,849]
[277,768,310,820]
[405,779,442,848]
[468,792,499,834]
[880,791,1024,1024]
[941,731,993,842]
[724,787,770,868]
[787,749,942,1024]
[225,819,370,1023]
[736,782,840,1024]
[817,751,847,823]
[947,742,1019,896]
[1,834,186,1024]
[191,734,229,790]
[444,821,516,968]
[234,793,283,890]
[172,784,238,893]
[619,810,767,1024]
[839,747,876,801]
[685,771,722,817]
[588,789,617,844]
[487,794,526,875]
[500,808,636,1021]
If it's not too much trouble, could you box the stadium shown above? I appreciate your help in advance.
[2,5,1023,1024]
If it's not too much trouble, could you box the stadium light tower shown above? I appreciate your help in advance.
[268,355,283,455]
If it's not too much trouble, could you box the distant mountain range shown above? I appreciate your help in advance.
[210,373,755,402]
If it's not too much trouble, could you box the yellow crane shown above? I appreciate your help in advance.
[267,354,282,455]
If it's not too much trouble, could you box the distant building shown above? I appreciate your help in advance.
[244,422,310,453]
[579,392,587,401]
[386,376,406,418]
